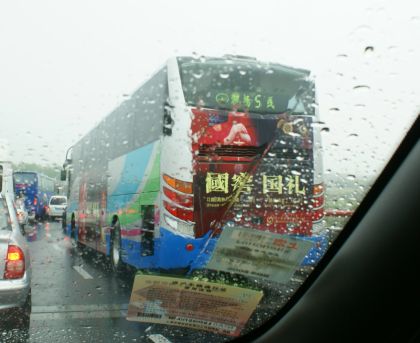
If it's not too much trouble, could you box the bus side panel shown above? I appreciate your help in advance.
[106,141,161,264]
[117,228,212,270]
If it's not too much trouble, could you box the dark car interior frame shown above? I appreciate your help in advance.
[236,115,420,343]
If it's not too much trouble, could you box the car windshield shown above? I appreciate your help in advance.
[0,1,419,342]
[50,197,66,205]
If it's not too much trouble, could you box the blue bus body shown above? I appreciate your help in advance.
[13,171,55,220]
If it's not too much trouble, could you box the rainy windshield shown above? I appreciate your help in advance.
[0,1,419,342]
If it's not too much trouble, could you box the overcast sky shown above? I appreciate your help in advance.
[0,0,418,178]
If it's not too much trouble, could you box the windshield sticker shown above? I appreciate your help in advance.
[207,226,314,284]
[127,273,263,337]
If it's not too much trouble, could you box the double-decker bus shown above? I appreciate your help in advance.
[13,171,56,221]
[61,55,327,274]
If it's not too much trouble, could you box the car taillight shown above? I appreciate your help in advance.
[4,245,25,279]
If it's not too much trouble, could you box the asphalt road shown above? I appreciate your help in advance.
[0,221,227,343]
[1,220,325,343]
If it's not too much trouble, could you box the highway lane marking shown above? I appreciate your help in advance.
[73,265,94,279]
[30,304,128,321]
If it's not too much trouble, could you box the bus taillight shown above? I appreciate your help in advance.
[163,174,195,234]
[163,174,193,194]
[163,201,194,222]
[163,187,193,208]
[312,183,325,222]
[311,193,325,209]
[313,183,324,196]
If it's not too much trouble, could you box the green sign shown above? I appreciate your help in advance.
[215,92,277,111]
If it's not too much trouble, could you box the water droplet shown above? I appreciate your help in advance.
[353,85,370,91]
[364,46,374,53]
[346,175,356,181]
[219,73,230,79]
[321,127,330,133]
[193,71,203,79]
[329,107,340,112]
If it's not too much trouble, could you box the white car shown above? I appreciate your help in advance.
[47,195,67,221]
[0,193,32,328]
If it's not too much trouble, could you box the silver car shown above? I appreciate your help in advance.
[0,193,31,327]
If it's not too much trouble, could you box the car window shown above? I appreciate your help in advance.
[0,199,10,230]
[0,1,419,342]
[50,197,67,205]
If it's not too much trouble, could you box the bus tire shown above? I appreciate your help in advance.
[110,219,125,273]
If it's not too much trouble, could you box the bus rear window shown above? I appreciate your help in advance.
[179,57,315,115]
[13,172,37,185]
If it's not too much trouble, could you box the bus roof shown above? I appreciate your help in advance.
[178,55,311,77]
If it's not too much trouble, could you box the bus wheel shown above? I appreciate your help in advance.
[110,220,125,273]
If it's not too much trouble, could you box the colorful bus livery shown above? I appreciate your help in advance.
[13,171,56,221]
[62,55,326,276]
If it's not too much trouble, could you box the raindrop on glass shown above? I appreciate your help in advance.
[364,46,374,53]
